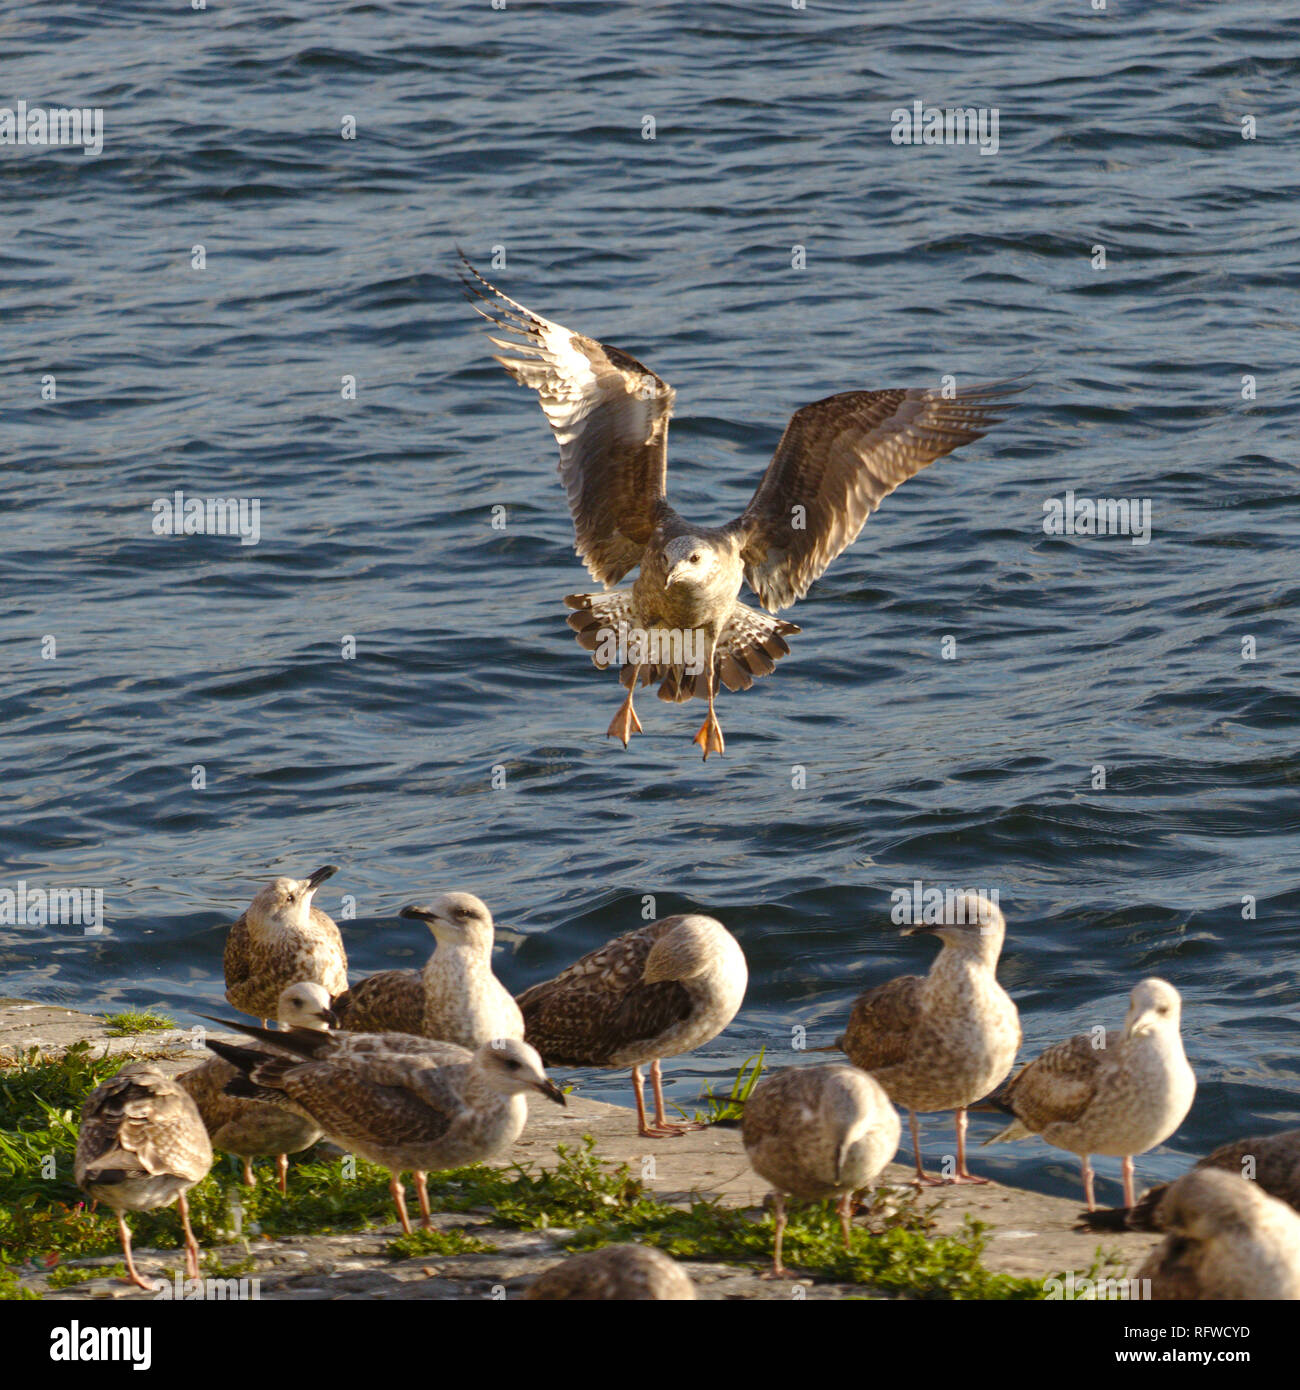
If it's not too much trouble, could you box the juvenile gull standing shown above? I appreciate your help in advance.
[224,864,346,1022]
[516,914,747,1137]
[75,1062,214,1291]
[332,893,524,1046]
[179,982,336,1190]
[830,891,1019,1184]
[206,1029,564,1235]
[462,258,1023,758]
[1079,1127,1300,1231]
[742,1063,901,1277]
[1136,1169,1300,1300]
[982,978,1195,1210]
[526,1244,696,1300]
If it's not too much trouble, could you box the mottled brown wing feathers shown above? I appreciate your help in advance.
[839,975,925,1072]
[730,381,1025,612]
[462,257,677,586]
[333,970,424,1034]
[280,1064,457,1147]
[517,920,692,1066]
[222,912,253,994]
[1006,1031,1110,1128]
[77,1069,211,1185]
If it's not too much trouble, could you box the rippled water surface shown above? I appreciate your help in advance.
[3,0,1298,1204]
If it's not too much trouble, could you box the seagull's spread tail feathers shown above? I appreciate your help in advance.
[564,593,800,703]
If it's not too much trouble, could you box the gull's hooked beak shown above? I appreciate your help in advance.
[901,923,941,937]
[400,904,459,935]
[306,864,339,891]
[318,1007,339,1027]
[665,563,687,588]
[533,1078,567,1107]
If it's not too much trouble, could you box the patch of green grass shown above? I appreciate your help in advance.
[103,1010,176,1036]
[46,1261,126,1288]
[389,1226,497,1258]
[0,1266,40,1300]
[693,1048,764,1126]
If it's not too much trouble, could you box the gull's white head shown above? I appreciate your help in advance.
[475,1038,566,1106]
[643,914,736,984]
[663,535,722,591]
[902,891,1006,962]
[1124,977,1183,1039]
[276,981,338,1031]
[248,864,338,932]
[399,892,494,951]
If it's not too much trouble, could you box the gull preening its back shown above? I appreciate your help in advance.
[462,257,1023,759]
[526,1244,696,1300]
[832,890,1020,1185]
[223,864,347,1022]
[982,977,1196,1210]
[742,1062,901,1277]
[1136,1169,1300,1300]
[517,914,747,1137]
[332,892,524,1047]
[75,1062,214,1291]
[206,1026,564,1235]
[179,981,337,1190]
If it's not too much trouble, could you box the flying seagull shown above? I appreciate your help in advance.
[462,257,1023,758]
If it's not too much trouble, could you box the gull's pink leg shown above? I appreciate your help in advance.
[692,650,724,760]
[648,1058,705,1136]
[1081,1155,1096,1211]
[607,665,644,746]
[117,1211,156,1291]
[949,1108,991,1184]
[178,1192,201,1281]
[760,1193,789,1278]
[415,1171,432,1228]
[838,1192,854,1250]
[389,1173,413,1234]
[276,1153,289,1193]
[1122,1154,1135,1209]
[241,1158,257,1186]
[909,1110,944,1186]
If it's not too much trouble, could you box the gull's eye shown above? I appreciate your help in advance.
[507,1059,520,1070]
[690,553,701,564]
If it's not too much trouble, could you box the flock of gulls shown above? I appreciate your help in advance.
[63,262,1298,1300]
[74,873,1300,1298]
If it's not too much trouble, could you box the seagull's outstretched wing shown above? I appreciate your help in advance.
[727,381,1025,612]
[461,257,677,586]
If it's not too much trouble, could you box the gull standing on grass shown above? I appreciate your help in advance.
[461,257,1023,759]
[516,914,747,1137]
[223,864,346,1024]
[332,893,524,1046]
[830,891,1020,1184]
[981,977,1195,1210]
[205,1025,564,1235]
[742,1063,901,1277]
[179,981,336,1191]
[75,1063,213,1291]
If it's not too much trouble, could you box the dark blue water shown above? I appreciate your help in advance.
[3,0,1298,1207]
